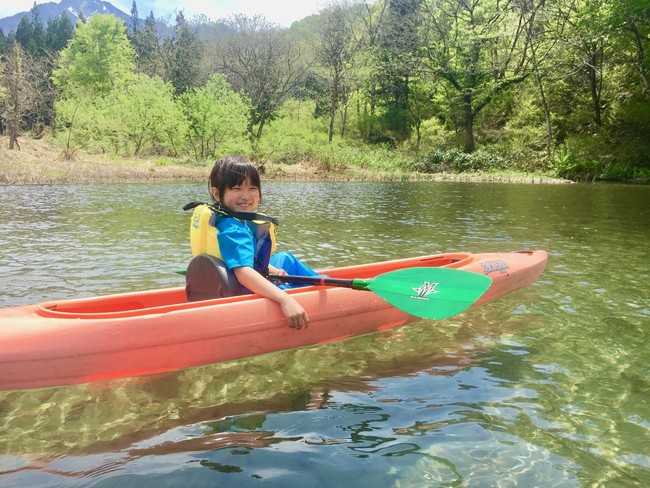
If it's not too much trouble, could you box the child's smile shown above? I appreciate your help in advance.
[221,179,260,213]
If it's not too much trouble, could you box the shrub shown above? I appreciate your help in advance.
[415,147,510,173]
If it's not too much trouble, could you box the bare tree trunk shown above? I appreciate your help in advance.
[463,93,475,153]
[531,46,552,159]
[587,48,603,126]
[6,44,23,150]
[340,100,349,138]
[537,72,552,160]
[626,20,649,91]
[8,131,20,150]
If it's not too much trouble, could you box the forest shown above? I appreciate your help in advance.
[0,0,648,182]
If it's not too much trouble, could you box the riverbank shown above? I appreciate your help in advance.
[0,136,571,185]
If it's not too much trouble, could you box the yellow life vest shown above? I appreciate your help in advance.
[189,203,278,260]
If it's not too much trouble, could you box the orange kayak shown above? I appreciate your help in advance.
[0,250,547,391]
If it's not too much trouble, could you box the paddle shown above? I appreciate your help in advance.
[176,266,492,320]
[270,268,491,320]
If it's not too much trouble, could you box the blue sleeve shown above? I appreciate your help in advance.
[215,217,255,270]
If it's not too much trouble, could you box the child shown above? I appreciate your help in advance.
[207,155,319,330]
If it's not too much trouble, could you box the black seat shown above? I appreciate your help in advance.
[185,255,243,302]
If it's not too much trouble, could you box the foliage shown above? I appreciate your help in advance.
[481,86,550,171]
[161,11,203,95]
[129,11,161,78]
[54,90,106,157]
[107,75,187,156]
[354,103,412,146]
[51,15,135,97]
[549,97,650,180]
[211,15,307,139]
[313,3,361,143]
[415,147,511,174]
[179,73,249,160]
[44,13,74,53]
[249,98,415,174]
[418,0,535,153]
[364,0,424,144]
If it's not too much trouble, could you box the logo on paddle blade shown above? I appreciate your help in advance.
[411,281,440,300]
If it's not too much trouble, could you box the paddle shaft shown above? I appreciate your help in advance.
[269,274,365,289]
[176,268,364,289]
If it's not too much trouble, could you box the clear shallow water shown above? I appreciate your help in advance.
[0,181,648,487]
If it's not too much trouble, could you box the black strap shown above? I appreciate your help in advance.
[183,201,279,226]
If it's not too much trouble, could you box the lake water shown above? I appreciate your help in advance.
[0,181,648,487]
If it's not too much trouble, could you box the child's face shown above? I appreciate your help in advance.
[216,178,260,213]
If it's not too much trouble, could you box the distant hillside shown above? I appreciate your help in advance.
[0,0,130,33]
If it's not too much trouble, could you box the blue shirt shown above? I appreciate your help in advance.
[215,216,257,270]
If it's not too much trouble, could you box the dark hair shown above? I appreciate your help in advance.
[209,155,262,203]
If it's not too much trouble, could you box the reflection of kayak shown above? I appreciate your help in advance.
[0,323,501,457]
[0,250,547,391]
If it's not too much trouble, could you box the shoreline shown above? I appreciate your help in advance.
[1,136,572,185]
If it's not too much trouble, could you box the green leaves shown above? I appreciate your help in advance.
[52,15,135,97]
[111,75,186,156]
[179,74,250,159]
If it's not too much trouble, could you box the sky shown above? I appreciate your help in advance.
[0,0,329,27]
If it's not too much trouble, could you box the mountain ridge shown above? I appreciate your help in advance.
[0,0,131,34]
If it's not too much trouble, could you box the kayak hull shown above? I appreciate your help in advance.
[0,251,547,391]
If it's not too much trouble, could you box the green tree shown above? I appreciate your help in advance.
[128,2,162,77]
[315,3,361,142]
[565,0,609,127]
[52,14,135,97]
[134,11,162,77]
[0,29,8,57]
[420,0,537,152]
[108,74,187,156]
[54,88,105,158]
[374,0,424,143]
[160,11,203,95]
[15,6,46,57]
[179,73,249,159]
[546,0,650,175]
[14,17,34,53]
[613,0,650,92]
[45,13,74,53]
[128,0,140,38]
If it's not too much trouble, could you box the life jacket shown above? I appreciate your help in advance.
[184,201,278,276]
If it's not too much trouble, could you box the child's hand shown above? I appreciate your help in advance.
[269,265,287,278]
[233,267,308,329]
[270,267,287,284]
[280,296,309,330]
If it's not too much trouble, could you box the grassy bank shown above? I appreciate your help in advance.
[0,136,571,185]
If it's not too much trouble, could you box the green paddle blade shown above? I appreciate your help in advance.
[360,267,492,320]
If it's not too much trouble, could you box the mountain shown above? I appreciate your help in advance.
[0,0,131,34]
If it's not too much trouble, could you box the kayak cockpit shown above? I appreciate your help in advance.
[35,287,253,319]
